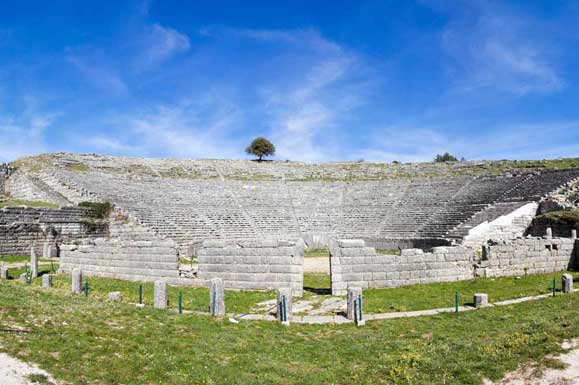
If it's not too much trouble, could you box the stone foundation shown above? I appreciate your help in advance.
[198,239,304,296]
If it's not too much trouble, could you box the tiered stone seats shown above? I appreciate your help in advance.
[9,154,579,249]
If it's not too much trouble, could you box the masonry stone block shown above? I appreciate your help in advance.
[42,274,52,288]
[154,280,167,309]
[19,272,28,284]
[347,287,365,325]
[30,245,38,278]
[108,291,122,301]
[474,293,489,308]
[72,268,82,294]
[0,266,7,280]
[562,274,573,293]
[209,278,225,317]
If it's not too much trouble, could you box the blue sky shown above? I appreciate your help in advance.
[1,0,579,163]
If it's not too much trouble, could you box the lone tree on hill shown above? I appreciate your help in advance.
[246,137,275,161]
[434,152,460,162]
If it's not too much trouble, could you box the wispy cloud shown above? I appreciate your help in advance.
[82,91,243,158]
[136,23,190,70]
[66,50,128,96]
[216,28,374,162]
[356,121,579,163]
[0,106,55,162]
[441,1,564,95]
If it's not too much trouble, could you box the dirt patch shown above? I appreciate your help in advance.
[0,352,59,384]
[485,339,579,385]
[304,257,330,273]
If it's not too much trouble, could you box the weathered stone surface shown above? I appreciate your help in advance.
[42,274,53,288]
[474,293,489,308]
[347,287,363,322]
[154,280,167,309]
[0,266,8,280]
[562,274,573,293]
[108,291,122,301]
[72,268,82,294]
[30,244,38,278]
[209,278,225,317]
[19,272,28,284]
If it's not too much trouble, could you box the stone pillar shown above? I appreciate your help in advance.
[30,245,38,278]
[473,293,489,308]
[42,274,53,288]
[209,278,225,317]
[43,241,50,259]
[72,268,82,294]
[154,281,167,309]
[108,292,122,301]
[546,227,553,239]
[276,288,292,325]
[19,273,28,284]
[347,287,365,326]
[0,266,8,280]
[572,230,577,240]
[562,274,573,293]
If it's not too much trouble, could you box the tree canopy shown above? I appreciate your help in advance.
[434,152,460,162]
[246,137,275,161]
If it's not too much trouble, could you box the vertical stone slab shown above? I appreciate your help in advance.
[72,268,82,294]
[19,273,28,284]
[473,293,489,308]
[154,280,167,309]
[42,274,53,288]
[347,287,365,325]
[209,278,225,317]
[546,227,553,239]
[30,244,38,278]
[0,266,8,280]
[276,288,293,325]
[43,241,50,259]
[572,230,577,240]
[562,274,573,293]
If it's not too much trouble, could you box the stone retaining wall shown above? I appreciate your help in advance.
[197,239,304,296]
[329,239,475,295]
[330,237,578,295]
[478,237,577,277]
[526,216,578,238]
[60,238,180,282]
[0,206,104,256]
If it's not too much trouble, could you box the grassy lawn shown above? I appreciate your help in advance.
[0,255,56,264]
[302,272,579,313]
[304,248,329,258]
[0,199,59,208]
[2,279,579,384]
[8,267,577,316]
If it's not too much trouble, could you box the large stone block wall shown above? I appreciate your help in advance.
[329,239,475,295]
[0,206,103,256]
[60,238,180,282]
[478,237,577,277]
[462,203,538,249]
[330,237,578,295]
[197,239,304,296]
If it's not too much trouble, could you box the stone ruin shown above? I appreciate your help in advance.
[1,153,579,294]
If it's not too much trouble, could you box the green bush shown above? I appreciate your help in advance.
[78,201,113,219]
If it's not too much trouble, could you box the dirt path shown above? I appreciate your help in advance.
[304,257,329,273]
[486,339,579,385]
[0,352,59,385]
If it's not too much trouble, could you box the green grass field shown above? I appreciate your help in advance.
[1,277,579,384]
[0,199,59,208]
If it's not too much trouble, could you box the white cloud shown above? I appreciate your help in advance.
[66,52,128,96]
[84,92,244,159]
[441,2,564,95]
[356,121,579,163]
[229,28,368,162]
[137,23,190,70]
[0,111,55,162]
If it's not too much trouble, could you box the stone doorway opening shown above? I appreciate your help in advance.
[303,247,331,295]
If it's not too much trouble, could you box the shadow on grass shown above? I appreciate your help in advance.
[303,286,332,295]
